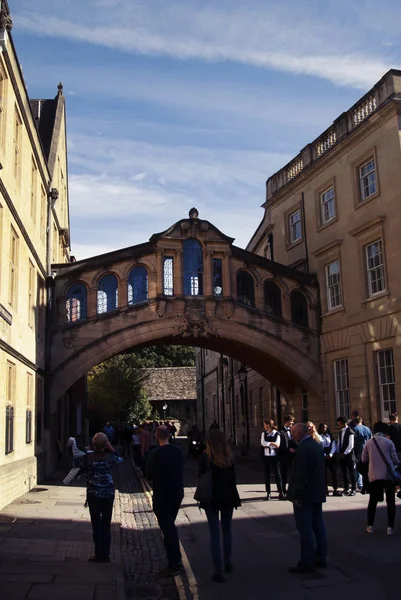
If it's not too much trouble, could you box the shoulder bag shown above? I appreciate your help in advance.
[372,437,401,485]
[194,455,213,504]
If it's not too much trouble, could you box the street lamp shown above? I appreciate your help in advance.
[238,364,249,453]
[162,402,168,422]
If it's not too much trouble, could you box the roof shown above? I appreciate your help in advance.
[30,83,65,173]
[142,367,196,401]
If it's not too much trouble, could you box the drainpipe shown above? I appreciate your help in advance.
[301,191,309,274]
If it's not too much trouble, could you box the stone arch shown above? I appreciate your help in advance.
[97,273,119,314]
[264,279,282,318]
[236,269,255,307]
[127,265,149,305]
[121,258,155,279]
[291,289,309,327]
[49,306,321,406]
[65,281,88,323]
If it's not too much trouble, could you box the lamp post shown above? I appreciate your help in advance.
[162,403,168,422]
[238,364,249,454]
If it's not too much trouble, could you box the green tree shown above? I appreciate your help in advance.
[88,354,150,422]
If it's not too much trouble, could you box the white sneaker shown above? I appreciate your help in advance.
[387,527,395,536]
[366,526,375,534]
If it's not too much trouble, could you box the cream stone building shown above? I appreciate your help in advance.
[198,69,401,448]
[0,2,70,509]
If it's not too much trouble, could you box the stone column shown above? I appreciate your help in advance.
[88,288,98,317]
[156,249,163,295]
[119,278,128,308]
[174,248,183,296]
[222,252,231,298]
[203,249,213,297]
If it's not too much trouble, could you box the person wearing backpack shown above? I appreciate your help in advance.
[198,429,241,583]
[336,416,357,496]
[362,422,399,535]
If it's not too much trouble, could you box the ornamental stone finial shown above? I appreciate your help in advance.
[189,207,199,219]
[0,1,13,31]
[57,82,64,95]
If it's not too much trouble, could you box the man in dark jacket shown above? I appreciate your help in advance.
[389,414,401,457]
[278,414,295,496]
[287,422,327,573]
[146,426,184,577]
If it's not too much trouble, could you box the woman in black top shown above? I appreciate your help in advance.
[198,430,241,583]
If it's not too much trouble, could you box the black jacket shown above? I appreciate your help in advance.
[198,452,241,511]
[287,437,326,504]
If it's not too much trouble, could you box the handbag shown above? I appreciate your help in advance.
[194,455,213,504]
[372,437,401,485]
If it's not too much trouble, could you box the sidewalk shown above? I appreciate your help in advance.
[0,474,123,600]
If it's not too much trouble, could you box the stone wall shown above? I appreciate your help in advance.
[0,456,37,511]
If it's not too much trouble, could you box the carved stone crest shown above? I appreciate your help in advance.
[173,301,217,338]
[156,298,167,318]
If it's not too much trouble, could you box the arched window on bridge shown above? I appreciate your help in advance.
[264,280,282,317]
[97,274,118,314]
[291,290,308,327]
[237,270,255,307]
[66,282,87,322]
[128,266,148,305]
[183,239,203,295]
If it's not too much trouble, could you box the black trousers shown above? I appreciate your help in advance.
[339,454,357,491]
[324,456,338,491]
[367,480,396,527]
[153,498,183,568]
[263,456,283,496]
[87,496,114,559]
[279,454,293,494]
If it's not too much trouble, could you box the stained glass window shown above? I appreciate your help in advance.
[183,239,203,295]
[128,266,148,305]
[164,257,174,296]
[213,258,223,296]
[97,274,118,314]
[66,283,87,322]
[237,270,255,307]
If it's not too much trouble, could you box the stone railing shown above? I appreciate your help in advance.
[287,156,304,181]
[351,94,377,128]
[266,69,401,201]
[313,126,336,159]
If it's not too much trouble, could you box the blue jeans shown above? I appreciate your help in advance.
[293,503,327,568]
[205,507,233,575]
[87,496,114,559]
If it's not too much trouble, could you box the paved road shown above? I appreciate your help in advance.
[177,446,401,600]
[1,447,401,600]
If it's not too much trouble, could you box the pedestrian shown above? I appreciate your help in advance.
[75,432,123,562]
[63,436,86,485]
[336,416,357,496]
[140,423,152,470]
[287,422,327,573]
[103,422,115,444]
[318,424,341,496]
[209,420,220,431]
[362,422,399,535]
[146,425,184,577]
[278,414,295,496]
[349,410,361,429]
[261,419,285,500]
[388,414,401,458]
[131,428,142,471]
[352,417,372,490]
[306,421,323,445]
[198,429,241,583]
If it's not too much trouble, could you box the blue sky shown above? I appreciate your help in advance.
[11,0,401,259]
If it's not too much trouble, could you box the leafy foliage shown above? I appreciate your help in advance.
[88,345,195,423]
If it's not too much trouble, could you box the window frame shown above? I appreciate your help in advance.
[325,259,342,311]
[8,225,18,309]
[353,148,380,208]
[365,239,386,298]
[288,208,302,245]
[359,158,377,202]
[5,361,16,455]
[13,105,22,183]
[333,358,350,419]
[377,349,397,421]
[320,185,336,225]
[163,256,174,296]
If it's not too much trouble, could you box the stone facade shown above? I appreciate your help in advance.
[199,69,401,448]
[0,4,71,510]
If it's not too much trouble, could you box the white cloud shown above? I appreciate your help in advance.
[13,0,401,89]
